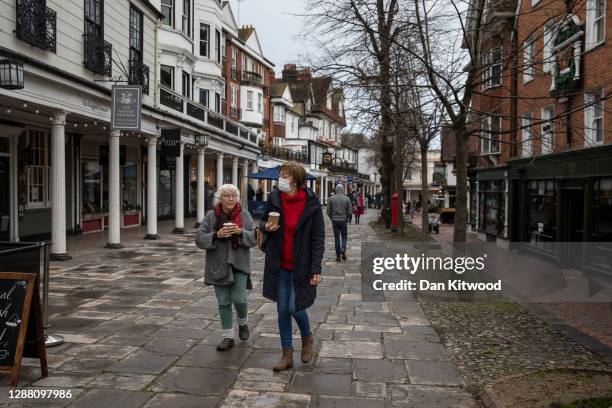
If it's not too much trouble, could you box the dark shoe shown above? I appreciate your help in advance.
[273,348,294,371]
[301,335,314,363]
[239,325,250,341]
[336,256,341,262]
[216,338,234,351]
[341,251,347,261]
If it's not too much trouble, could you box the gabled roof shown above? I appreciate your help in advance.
[269,83,288,98]
[222,1,239,34]
[238,25,264,57]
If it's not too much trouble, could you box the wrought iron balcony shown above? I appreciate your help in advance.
[15,0,56,52]
[261,144,309,164]
[160,86,184,112]
[241,70,263,87]
[83,33,112,76]
[128,60,150,94]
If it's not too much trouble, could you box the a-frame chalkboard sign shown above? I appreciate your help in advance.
[0,273,47,386]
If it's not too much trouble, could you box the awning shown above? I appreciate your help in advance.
[248,165,316,181]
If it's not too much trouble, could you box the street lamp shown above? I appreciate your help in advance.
[0,59,24,89]
[194,133,210,147]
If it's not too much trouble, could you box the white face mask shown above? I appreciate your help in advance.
[278,177,292,193]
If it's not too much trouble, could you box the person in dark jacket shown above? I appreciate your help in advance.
[260,162,324,371]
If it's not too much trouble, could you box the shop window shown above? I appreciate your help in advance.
[589,178,612,270]
[26,128,50,208]
[122,163,138,211]
[478,180,506,237]
[82,160,102,214]
[527,179,556,249]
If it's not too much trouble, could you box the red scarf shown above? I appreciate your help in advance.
[280,189,307,270]
[214,203,243,249]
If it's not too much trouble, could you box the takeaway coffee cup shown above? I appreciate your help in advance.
[223,222,235,229]
[268,212,280,226]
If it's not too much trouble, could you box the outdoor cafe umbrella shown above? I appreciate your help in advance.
[248,165,316,181]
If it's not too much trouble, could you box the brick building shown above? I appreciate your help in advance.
[469,0,611,274]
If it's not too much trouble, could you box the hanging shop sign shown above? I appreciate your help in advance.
[160,129,181,171]
[322,152,333,169]
[111,85,142,131]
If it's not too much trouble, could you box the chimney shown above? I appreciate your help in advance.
[282,64,299,81]
[298,67,312,80]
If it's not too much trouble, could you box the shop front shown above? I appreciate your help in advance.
[508,145,612,277]
[79,136,143,233]
[475,166,508,247]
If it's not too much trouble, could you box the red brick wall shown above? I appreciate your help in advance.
[470,0,612,168]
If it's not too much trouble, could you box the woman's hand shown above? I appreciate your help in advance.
[310,274,321,286]
[217,227,232,239]
[264,221,280,232]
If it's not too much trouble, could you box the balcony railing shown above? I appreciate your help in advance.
[16,0,56,52]
[128,59,150,94]
[262,144,308,164]
[159,86,258,146]
[83,33,112,76]
[241,71,263,86]
[160,86,184,112]
[332,162,358,176]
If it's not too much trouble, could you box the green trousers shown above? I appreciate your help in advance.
[214,271,249,330]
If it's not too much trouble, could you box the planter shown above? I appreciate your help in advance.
[123,212,140,227]
[81,218,103,233]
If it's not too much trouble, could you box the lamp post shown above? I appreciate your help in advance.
[0,59,24,89]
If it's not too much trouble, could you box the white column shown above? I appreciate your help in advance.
[263,178,268,201]
[195,147,205,227]
[250,161,258,190]
[50,112,71,259]
[106,129,122,248]
[216,153,224,189]
[319,177,324,201]
[173,143,185,234]
[232,156,238,186]
[242,160,249,207]
[144,136,158,239]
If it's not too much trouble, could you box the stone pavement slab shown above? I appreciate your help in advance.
[9,213,475,407]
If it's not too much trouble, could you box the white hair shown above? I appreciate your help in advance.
[213,184,240,206]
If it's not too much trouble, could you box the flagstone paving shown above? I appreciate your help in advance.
[0,210,476,407]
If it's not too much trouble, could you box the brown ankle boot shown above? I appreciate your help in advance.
[301,335,314,363]
[273,348,293,371]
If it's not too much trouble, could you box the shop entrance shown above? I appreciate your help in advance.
[0,156,9,241]
[562,188,584,242]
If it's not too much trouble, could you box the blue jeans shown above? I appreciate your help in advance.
[277,268,311,349]
[332,221,348,257]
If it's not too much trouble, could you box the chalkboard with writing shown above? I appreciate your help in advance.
[0,277,30,367]
[0,273,47,386]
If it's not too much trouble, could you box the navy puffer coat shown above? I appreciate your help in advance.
[259,188,325,311]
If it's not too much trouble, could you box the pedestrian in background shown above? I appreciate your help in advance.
[346,188,355,223]
[195,184,257,351]
[327,184,352,262]
[353,190,364,224]
[260,162,325,371]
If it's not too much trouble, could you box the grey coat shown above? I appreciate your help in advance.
[327,192,352,222]
[195,209,257,287]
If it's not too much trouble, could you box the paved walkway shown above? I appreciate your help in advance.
[1,209,475,407]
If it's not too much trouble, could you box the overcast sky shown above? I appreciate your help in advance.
[229,0,309,74]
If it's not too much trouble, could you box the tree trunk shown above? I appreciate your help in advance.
[453,123,468,242]
[420,145,429,234]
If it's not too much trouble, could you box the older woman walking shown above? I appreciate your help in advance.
[260,162,325,371]
[196,184,257,351]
